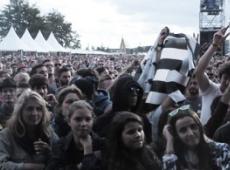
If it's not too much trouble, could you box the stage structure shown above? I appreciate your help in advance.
[199,0,225,55]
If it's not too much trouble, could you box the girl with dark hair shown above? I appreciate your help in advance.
[163,105,230,170]
[104,111,161,170]
[85,111,161,170]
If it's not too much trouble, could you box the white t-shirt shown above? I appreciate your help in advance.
[200,80,222,125]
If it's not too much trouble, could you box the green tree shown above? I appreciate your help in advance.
[0,0,80,48]
[44,11,80,48]
[0,0,45,38]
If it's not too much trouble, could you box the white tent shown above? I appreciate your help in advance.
[47,32,66,52]
[20,28,44,52]
[34,30,54,52]
[0,26,31,51]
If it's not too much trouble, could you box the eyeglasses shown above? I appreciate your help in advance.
[169,105,191,117]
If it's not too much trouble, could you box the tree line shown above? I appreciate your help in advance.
[0,0,80,49]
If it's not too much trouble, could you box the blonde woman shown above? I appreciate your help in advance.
[0,89,58,170]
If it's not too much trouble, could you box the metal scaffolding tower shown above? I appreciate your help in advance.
[199,0,225,54]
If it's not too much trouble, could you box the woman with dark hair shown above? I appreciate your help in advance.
[87,111,161,170]
[53,85,83,137]
[0,89,58,170]
[105,111,161,170]
[163,105,230,170]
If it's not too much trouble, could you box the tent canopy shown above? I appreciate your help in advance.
[0,26,31,51]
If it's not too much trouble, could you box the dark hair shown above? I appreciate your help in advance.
[57,85,83,105]
[111,75,143,113]
[0,78,16,90]
[76,68,99,88]
[96,66,108,75]
[105,111,161,170]
[108,111,143,147]
[168,108,214,169]
[57,67,71,77]
[42,59,51,64]
[73,78,95,100]
[30,64,45,76]
[218,62,230,78]
[29,74,48,89]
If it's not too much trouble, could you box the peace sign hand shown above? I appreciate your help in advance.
[212,25,230,47]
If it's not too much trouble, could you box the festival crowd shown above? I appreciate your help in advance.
[0,26,230,170]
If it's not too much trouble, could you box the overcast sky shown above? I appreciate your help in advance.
[0,0,229,49]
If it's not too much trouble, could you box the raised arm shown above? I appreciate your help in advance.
[195,26,230,91]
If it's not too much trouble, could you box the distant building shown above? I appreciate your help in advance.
[119,37,126,54]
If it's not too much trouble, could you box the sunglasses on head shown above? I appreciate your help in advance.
[169,105,191,117]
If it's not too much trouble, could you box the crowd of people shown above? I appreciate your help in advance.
[0,26,230,170]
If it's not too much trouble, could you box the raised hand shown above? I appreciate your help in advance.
[79,135,93,155]
[33,138,51,155]
[158,26,170,45]
[212,25,230,47]
[163,124,174,141]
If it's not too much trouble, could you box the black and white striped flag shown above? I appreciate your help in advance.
[138,33,199,107]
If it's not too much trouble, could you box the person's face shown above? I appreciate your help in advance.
[128,87,140,107]
[68,108,93,138]
[33,85,48,99]
[59,71,71,86]
[188,79,199,96]
[36,66,49,80]
[220,73,230,93]
[54,60,62,70]
[121,121,144,150]
[1,87,16,105]
[44,61,54,76]
[62,93,80,117]
[175,116,200,148]
[22,99,43,127]
[100,69,109,78]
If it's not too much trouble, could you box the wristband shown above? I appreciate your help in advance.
[212,43,219,49]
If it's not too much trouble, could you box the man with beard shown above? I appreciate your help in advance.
[184,75,202,116]
[56,67,72,91]
[0,78,17,129]
[43,59,58,92]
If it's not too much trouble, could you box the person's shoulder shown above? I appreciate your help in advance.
[209,140,230,152]
[0,128,13,142]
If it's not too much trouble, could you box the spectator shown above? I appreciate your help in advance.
[0,78,17,128]
[94,75,152,143]
[195,26,230,125]
[90,111,161,170]
[46,100,104,170]
[0,90,58,170]
[163,105,230,169]
[184,75,202,115]
[56,66,72,90]
[54,85,83,137]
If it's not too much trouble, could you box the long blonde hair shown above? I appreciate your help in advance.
[7,89,51,138]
